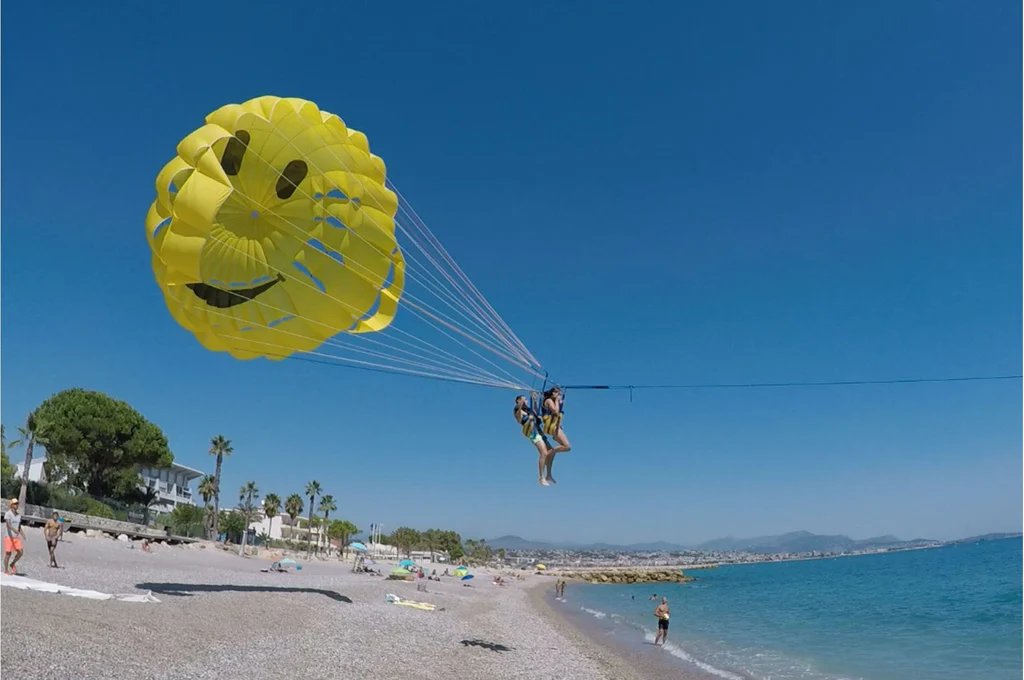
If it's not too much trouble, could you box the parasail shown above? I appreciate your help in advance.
[146,96,404,361]
[146,96,545,390]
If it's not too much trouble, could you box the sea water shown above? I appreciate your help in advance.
[561,538,1021,680]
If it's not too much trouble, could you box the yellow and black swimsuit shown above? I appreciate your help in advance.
[519,406,540,439]
[541,401,563,436]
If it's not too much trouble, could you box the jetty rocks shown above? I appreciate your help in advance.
[552,568,696,584]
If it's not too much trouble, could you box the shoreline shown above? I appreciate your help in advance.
[527,579,725,680]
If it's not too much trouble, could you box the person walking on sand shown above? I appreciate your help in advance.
[4,499,26,575]
[654,597,670,646]
[44,511,62,568]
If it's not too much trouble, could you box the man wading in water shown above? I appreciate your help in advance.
[654,596,670,646]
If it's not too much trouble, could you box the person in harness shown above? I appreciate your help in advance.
[542,387,572,456]
[514,393,555,486]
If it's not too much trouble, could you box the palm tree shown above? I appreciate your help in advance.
[198,475,217,537]
[138,486,161,526]
[284,493,304,543]
[237,481,259,557]
[262,493,281,544]
[318,494,337,555]
[208,435,233,539]
[304,480,321,557]
[328,519,359,558]
[10,412,47,507]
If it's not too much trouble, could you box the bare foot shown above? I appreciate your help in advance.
[540,478,551,486]
[546,475,557,484]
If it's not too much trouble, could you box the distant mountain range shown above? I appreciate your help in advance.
[486,530,942,554]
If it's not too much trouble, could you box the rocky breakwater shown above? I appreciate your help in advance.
[553,568,696,584]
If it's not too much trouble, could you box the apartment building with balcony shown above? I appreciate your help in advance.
[138,462,203,513]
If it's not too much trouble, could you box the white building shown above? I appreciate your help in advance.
[13,458,47,484]
[15,457,203,513]
[138,462,203,512]
[249,512,326,544]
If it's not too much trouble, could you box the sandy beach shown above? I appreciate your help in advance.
[0,527,672,680]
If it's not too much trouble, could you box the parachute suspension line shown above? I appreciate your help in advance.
[188,221,528,388]
[195,284,524,387]
[221,159,540,387]
[270,129,540,373]
[386,200,537,369]
[276,351,527,390]
[178,137,536,387]
[228,116,539,372]
[230,130,544,379]
[224,337,526,389]
[388,179,542,370]
[388,220,535,368]
[388,179,539,366]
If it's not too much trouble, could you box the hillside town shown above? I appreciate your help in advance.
[500,540,945,570]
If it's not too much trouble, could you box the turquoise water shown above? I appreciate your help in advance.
[564,538,1021,679]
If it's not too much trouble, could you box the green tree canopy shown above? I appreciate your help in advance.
[391,527,421,557]
[328,519,359,549]
[169,504,206,537]
[34,389,173,499]
[0,425,15,486]
[220,510,247,543]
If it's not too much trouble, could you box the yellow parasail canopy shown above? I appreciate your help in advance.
[146,95,405,360]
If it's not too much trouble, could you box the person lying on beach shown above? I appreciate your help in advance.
[44,512,61,568]
[515,394,555,486]
[654,597,670,646]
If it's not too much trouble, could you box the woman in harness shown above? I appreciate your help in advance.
[514,393,555,486]
[542,387,572,455]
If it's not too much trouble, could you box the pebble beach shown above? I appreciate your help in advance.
[0,527,682,680]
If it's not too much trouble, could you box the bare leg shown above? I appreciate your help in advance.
[10,548,22,573]
[49,542,58,568]
[533,440,551,485]
[3,550,9,574]
[550,429,572,454]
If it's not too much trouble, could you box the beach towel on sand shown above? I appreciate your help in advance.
[0,574,160,603]
[385,593,440,611]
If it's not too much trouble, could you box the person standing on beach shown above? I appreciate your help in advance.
[44,511,61,568]
[4,499,26,575]
[654,597,670,646]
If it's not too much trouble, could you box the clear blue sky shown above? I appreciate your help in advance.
[2,1,1019,544]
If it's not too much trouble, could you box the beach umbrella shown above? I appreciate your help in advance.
[399,559,415,568]
[350,542,368,552]
[454,567,468,578]
[536,564,547,570]
[388,567,413,581]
